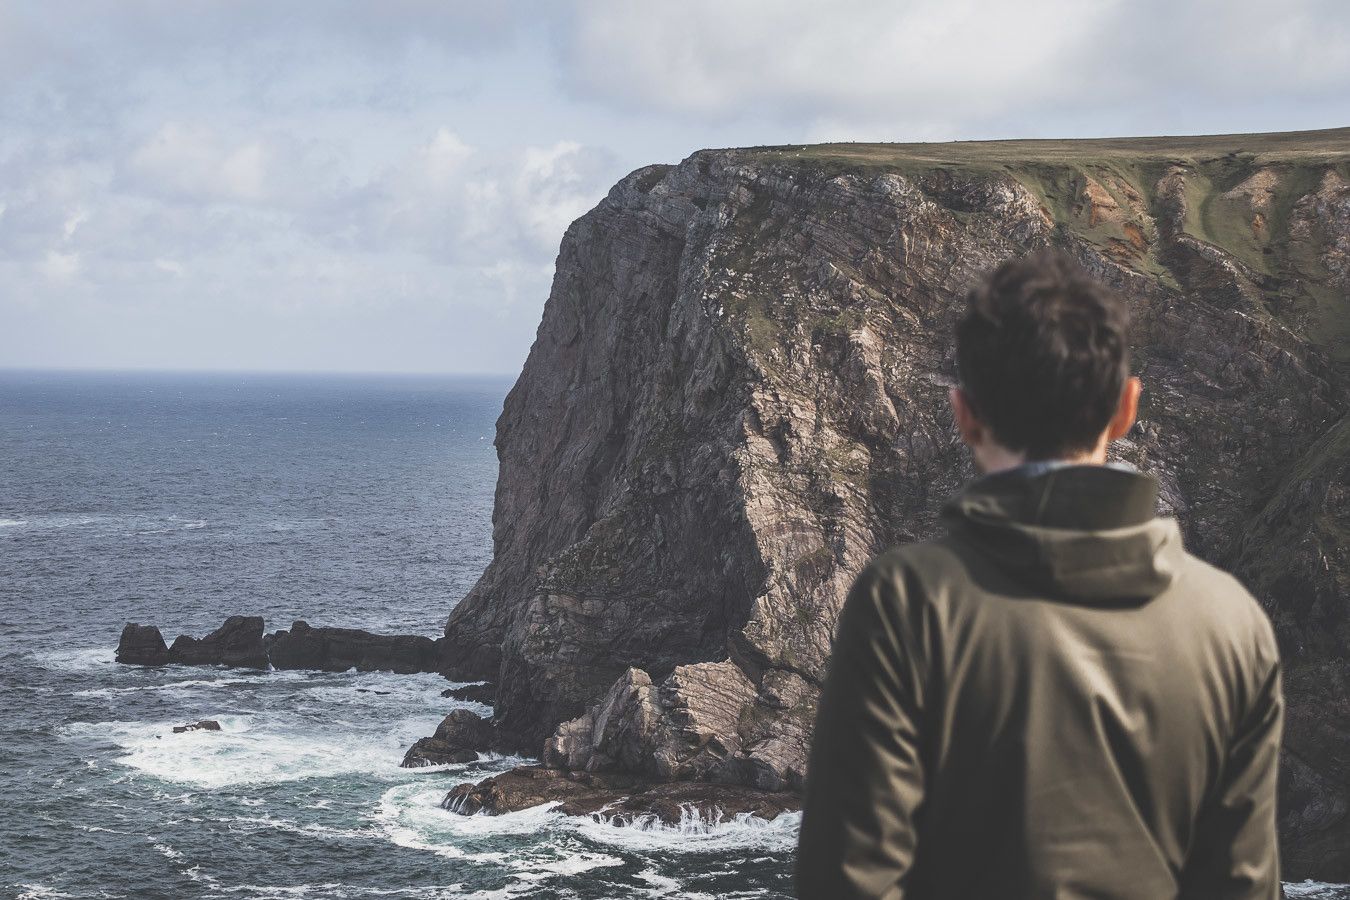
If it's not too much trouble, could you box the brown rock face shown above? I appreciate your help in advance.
[439,130,1350,879]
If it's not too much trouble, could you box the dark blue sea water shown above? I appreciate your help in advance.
[0,372,798,900]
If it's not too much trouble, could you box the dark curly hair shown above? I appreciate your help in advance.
[955,249,1131,460]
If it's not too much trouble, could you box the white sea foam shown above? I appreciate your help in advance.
[635,868,684,895]
[225,813,377,842]
[60,712,441,788]
[375,779,802,895]
[72,674,275,698]
[375,781,629,886]
[575,808,802,854]
[207,885,474,899]
[153,841,184,861]
[378,783,551,843]
[30,646,115,672]
[0,517,26,527]
[1286,882,1350,899]
[15,886,82,900]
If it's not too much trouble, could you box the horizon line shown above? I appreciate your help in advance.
[0,364,521,379]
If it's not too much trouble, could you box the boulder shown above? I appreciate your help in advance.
[115,623,169,666]
[400,709,495,768]
[172,720,221,734]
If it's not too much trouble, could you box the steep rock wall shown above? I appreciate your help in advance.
[442,130,1350,879]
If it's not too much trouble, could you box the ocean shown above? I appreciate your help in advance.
[0,372,797,900]
[1,371,1341,900]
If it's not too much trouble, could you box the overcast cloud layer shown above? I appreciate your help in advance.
[2,1,1346,374]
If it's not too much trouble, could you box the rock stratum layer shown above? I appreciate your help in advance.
[440,129,1350,878]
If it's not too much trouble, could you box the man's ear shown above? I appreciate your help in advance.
[949,386,984,447]
[1106,376,1142,441]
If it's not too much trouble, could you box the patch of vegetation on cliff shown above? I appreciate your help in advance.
[727,130,1350,367]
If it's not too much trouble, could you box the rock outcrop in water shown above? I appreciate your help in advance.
[168,616,269,668]
[116,618,445,675]
[443,765,800,825]
[401,709,496,767]
[267,620,442,674]
[115,624,171,666]
[437,129,1350,879]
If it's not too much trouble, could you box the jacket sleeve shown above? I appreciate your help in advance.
[795,557,930,900]
[1179,640,1284,900]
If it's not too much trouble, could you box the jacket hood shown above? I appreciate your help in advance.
[940,463,1185,603]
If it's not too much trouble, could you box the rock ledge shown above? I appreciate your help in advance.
[442,765,800,825]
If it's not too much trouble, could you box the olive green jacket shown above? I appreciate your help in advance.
[796,464,1282,899]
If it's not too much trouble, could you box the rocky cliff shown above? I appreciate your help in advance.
[439,129,1350,879]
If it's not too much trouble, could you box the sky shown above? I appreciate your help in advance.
[1,1,1347,375]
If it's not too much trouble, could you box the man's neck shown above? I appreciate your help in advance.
[975,439,1108,475]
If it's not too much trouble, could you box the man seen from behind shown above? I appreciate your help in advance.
[796,249,1283,899]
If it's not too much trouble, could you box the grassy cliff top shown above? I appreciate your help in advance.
[742,127,1350,169]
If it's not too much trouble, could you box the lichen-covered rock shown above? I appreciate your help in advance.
[400,709,495,768]
[440,132,1350,879]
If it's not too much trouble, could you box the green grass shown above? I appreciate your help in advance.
[733,127,1350,170]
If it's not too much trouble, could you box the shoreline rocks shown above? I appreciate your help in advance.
[401,710,495,768]
[172,720,221,734]
[115,617,447,675]
[442,765,800,825]
[169,616,268,668]
[441,682,495,704]
[268,620,441,674]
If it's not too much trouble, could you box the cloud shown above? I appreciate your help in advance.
[558,0,1350,138]
[1,1,1345,373]
[125,124,275,204]
[323,129,615,267]
[40,249,80,282]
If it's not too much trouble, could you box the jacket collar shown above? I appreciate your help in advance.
[940,463,1184,603]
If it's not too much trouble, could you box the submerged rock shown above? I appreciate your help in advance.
[400,709,495,768]
[172,720,221,734]
[115,623,170,666]
[442,765,799,825]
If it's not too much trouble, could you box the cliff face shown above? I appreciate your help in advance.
[442,129,1350,879]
